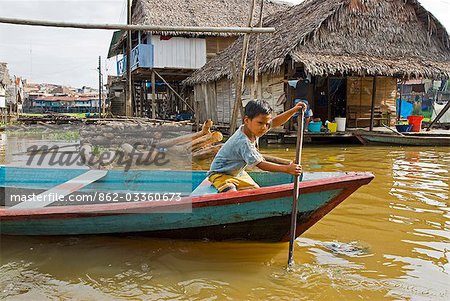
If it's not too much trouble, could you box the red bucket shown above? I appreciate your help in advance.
[407,115,424,132]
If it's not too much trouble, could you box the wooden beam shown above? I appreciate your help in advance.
[397,79,403,121]
[151,70,156,119]
[140,82,144,116]
[370,76,377,131]
[0,17,275,34]
[253,0,264,99]
[125,0,133,117]
[230,0,257,134]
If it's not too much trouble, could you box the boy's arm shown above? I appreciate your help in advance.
[271,102,306,128]
[257,161,302,176]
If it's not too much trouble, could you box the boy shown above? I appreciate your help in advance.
[208,100,306,193]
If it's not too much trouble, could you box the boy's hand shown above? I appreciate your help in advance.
[285,163,302,176]
[294,102,307,111]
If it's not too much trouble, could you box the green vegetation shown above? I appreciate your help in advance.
[19,113,99,118]
[92,145,101,156]
[18,113,45,117]
[46,131,80,141]
[422,110,432,122]
[64,113,89,118]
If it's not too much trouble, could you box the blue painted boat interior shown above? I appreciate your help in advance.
[0,166,345,196]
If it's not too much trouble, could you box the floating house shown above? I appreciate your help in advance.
[107,0,289,118]
[28,96,100,113]
[184,0,450,130]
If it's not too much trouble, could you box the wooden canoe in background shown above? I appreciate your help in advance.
[0,167,373,241]
[355,131,450,146]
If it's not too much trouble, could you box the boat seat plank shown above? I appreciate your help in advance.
[11,170,108,209]
[190,177,218,196]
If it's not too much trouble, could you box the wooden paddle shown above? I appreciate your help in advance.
[287,110,305,268]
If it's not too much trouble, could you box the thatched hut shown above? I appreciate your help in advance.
[184,0,450,129]
[106,0,289,117]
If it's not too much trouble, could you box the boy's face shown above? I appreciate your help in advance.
[244,113,272,137]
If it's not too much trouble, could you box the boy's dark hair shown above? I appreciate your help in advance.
[244,100,273,119]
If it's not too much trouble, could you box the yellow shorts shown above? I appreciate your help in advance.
[208,171,260,193]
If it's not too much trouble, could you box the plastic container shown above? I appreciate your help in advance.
[335,117,346,132]
[407,115,424,132]
[395,124,412,133]
[308,121,322,132]
[327,122,337,132]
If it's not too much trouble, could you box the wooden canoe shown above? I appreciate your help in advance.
[355,131,450,146]
[0,167,373,241]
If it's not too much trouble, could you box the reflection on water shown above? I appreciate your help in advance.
[1,141,449,300]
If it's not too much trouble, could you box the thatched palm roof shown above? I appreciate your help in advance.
[108,0,290,57]
[133,0,289,33]
[184,0,450,85]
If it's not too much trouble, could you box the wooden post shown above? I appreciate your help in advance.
[151,70,156,119]
[229,0,257,134]
[370,76,377,131]
[98,56,102,118]
[194,96,199,131]
[397,79,403,121]
[133,82,138,117]
[253,0,264,99]
[125,0,133,117]
[141,80,147,117]
[230,60,238,91]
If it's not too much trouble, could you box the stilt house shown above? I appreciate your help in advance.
[107,0,289,118]
[184,0,450,129]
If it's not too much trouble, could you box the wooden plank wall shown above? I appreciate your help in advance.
[206,82,217,121]
[347,76,396,111]
[262,73,285,114]
[194,82,218,123]
[216,79,234,124]
[241,72,285,114]
[206,37,237,62]
[376,77,397,113]
[195,72,286,126]
[193,84,206,121]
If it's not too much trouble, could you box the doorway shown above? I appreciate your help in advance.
[328,78,347,120]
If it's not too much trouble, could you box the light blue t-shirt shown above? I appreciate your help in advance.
[208,126,264,177]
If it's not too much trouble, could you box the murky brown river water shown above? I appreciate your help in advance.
[1,134,449,300]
